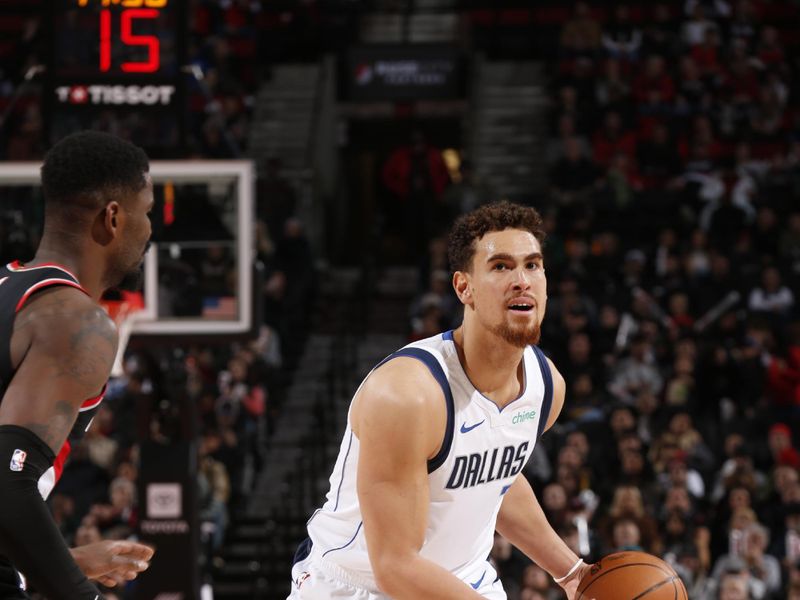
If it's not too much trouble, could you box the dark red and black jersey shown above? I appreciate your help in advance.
[0,261,106,499]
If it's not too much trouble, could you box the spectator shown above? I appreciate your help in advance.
[711,523,781,598]
[755,26,784,68]
[560,2,602,55]
[256,157,298,242]
[683,5,719,47]
[609,334,664,405]
[602,6,642,61]
[715,569,752,600]
[549,137,601,210]
[638,122,682,186]
[198,433,231,552]
[633,55,676,106]
[768,502,800,565]
[441,159,494,221]
[728,1,758,49]
[596,485,662,553]
[642,4,681,57]
[592,111,637,167]
[691,26,724,79]
[748,267,795,318]
[381,129,450,266]
[546,115,591,165]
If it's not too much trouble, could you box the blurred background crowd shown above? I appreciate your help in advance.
[1,0,800,599]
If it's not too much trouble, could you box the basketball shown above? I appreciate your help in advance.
[576,552,688,600]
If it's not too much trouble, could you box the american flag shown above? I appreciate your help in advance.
[202,296,237,319]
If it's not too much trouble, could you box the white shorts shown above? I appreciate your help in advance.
[287,545,507,600]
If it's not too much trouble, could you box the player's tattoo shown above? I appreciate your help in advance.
[15,304,118,451]
[57,307,117,380]
[21,400,75,450]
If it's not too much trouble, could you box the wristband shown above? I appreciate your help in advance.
[553,558,584,584]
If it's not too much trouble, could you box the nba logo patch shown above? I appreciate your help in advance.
[10,449,27,472]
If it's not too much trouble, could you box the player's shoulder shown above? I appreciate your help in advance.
[373,354,443,395]
[22,286,117,350]
[352,354,448,457]
[355,355,445,419]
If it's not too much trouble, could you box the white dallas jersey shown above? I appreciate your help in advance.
[305,331,554,589]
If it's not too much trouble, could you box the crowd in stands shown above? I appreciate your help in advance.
[408,2,800,599]
[1,0,799,598]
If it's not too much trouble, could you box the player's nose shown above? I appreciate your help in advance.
[511,267,531,289]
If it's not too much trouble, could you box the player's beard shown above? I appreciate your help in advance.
[116,266,144,291]
[115,241,150,291]
[489,316,541,348]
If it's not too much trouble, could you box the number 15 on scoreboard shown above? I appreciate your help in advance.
[78,0,167,6]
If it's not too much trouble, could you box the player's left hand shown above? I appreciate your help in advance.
[71,540,155,587]
[558,561,595,600]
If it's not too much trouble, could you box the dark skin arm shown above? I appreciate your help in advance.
[0,286,153,588]
[1,286,117,451]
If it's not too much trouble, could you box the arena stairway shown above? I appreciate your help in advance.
[468,58,549,201]
[212,267,412,599]
[248,64,319,171]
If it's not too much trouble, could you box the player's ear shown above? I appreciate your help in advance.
[108,201,120,229]
[99,201,121,241]
[453,271,472,305]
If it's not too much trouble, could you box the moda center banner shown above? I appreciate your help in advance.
[345,45,464,101]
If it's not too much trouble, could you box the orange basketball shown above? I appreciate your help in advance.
[576,551,688,600]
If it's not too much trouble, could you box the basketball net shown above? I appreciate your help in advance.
[100,291,145,377]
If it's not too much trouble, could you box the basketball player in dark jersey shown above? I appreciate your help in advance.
[0,132,156,599]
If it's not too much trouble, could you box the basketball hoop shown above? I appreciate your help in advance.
[100,291,145,377]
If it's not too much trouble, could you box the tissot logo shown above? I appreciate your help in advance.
[55,85,175,106]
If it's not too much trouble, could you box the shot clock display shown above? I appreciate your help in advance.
[46,0,187,153]
[53,0,179,80]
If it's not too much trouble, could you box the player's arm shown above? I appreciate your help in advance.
[0,288,117,599]
[495,359,592,599]
[535,356,565,432]
[352,359,484,600]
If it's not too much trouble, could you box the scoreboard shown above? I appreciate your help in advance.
[45,0,188,155]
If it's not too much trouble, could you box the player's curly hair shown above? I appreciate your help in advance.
[41,131,149,214]
[447,201,546,272]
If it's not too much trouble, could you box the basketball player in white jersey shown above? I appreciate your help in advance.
[289,201,593,599]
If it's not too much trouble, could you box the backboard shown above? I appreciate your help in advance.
[0,160,254,343]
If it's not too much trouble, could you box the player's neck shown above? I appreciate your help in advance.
[31,241,105,301]
[452,326,525,407]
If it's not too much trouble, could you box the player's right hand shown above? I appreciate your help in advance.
[71,540,155,587]
[558,561,595,600]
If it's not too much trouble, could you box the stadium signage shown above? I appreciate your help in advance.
[55,84,176,106]
[346,45,464,101]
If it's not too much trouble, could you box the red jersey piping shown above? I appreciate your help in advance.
[15,279,89,313]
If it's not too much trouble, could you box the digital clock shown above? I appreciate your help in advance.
[45,0,188,153]
[51,0,181,79]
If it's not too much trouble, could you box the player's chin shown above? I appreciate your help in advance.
[116,267,144,292]
[499,322,541,347]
